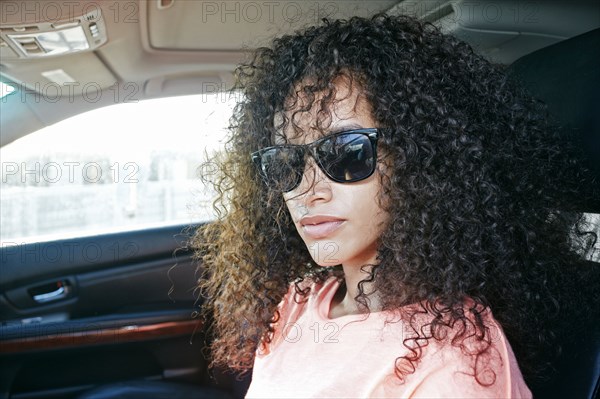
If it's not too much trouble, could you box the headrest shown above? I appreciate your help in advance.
[508,28,600,211]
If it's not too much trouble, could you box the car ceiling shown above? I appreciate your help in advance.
[0,0,598,147]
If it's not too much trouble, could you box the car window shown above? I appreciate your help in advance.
[1,92,237,243]
[1,82,16,98]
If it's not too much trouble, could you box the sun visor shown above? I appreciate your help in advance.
[144,0,398,51]
[1,52,117,97]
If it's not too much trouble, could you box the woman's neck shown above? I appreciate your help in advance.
[328,263,381,318]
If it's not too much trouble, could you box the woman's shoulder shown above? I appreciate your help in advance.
[391,300,532,398]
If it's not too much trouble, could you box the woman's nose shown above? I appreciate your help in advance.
[293,157,333,205]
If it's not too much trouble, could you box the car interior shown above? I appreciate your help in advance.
[0,1,598,398]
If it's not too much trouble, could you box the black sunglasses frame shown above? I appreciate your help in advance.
[251,128,380,192]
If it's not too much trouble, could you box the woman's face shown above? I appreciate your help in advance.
[281,80,389,268]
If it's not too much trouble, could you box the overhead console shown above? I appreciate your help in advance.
[0,7,107,59]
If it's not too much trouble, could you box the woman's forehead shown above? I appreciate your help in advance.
[273,77,374,144]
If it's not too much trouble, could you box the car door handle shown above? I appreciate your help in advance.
[30,280,72,303]
[32,286,67,302]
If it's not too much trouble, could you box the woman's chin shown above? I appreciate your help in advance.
[304,240,343,267]
[312,259,342,268]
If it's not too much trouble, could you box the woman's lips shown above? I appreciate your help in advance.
[300,217,346,239]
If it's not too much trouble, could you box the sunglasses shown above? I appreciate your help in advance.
[251,128,379,192]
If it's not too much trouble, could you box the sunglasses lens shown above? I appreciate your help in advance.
[258,147,304,192]
[253,130,378,192]
[316,133,375,182]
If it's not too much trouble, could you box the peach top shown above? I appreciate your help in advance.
[245,277,532,398]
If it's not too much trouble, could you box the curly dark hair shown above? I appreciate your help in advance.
[193,14,598,387]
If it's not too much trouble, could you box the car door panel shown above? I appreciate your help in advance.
[0,224,221,399]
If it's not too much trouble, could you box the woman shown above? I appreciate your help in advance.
[194,14,597,398]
